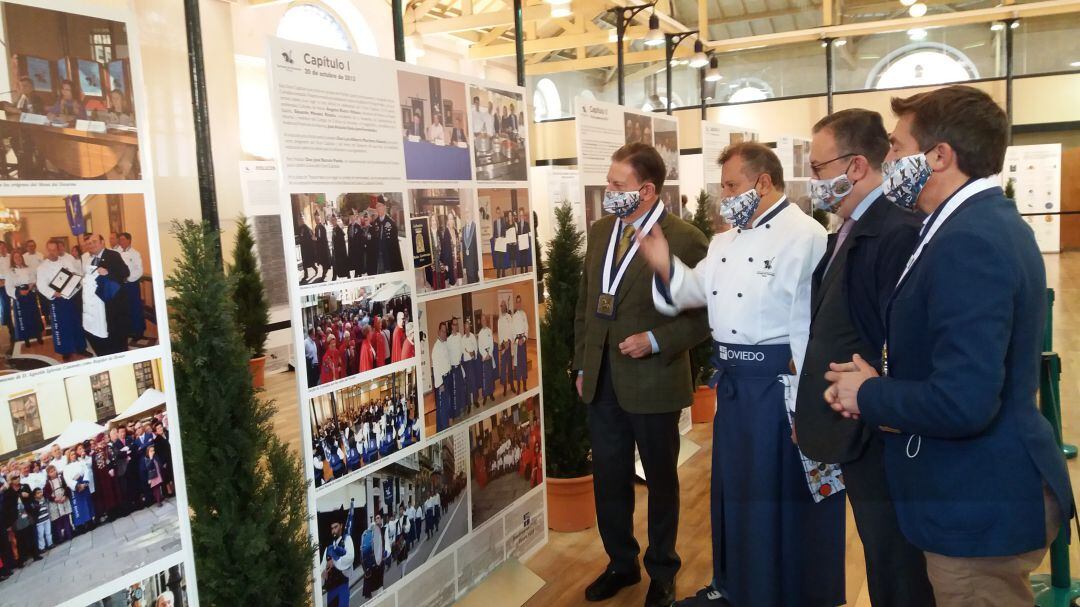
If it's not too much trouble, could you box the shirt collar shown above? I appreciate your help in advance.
[850,184,884,221]
[751,196,788,228]
[622,201,662,230]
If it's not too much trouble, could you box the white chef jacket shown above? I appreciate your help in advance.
[477,327,495,367]
[431,338,450,389]
[82,255,108,338]
[36,258,68,300]
[461,332,478,362]
[5,267,34,292]
[446,333,463,367]
[118,246,143,283]
[59,253,81,274]
[653,198,826,382]
[512,309,529,339]
[23,252,42,272]
[497,313,513,345]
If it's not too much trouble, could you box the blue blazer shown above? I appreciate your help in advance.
[859,186,1072,558]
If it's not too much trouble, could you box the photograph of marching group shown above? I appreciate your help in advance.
[409,189,480,294]
[0,357,181,606]
[468,396,542,528]
[477,188,532,281]
[419,280,538,436]
[310,368,421,490]
[291,192,407,286]
[0,193,158,376]
[85,563,186,607]
[0,3,140,181]
[316,432,469,607]
[300,282,415,388]
[398,71,471,182]
[468,85,526,182]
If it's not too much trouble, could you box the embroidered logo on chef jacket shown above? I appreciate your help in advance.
[715,344,766,362]
[756,256,777,278]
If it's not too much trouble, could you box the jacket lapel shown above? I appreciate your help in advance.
[615,213,668,306]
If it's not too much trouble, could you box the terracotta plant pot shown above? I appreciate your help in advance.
[691,385,716,424]
[249,356,267,389]
[546,475,596,533]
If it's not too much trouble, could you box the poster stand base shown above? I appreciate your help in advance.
[635,435,701,482]
[456,559,545,607]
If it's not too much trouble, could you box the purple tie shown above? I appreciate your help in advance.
[826,218,854,272]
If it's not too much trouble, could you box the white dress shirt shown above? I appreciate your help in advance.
[431,338,450,389]
[118,246,143,282]
[477,327,495,367]
[446,332,463,367]
[461,332,478,362]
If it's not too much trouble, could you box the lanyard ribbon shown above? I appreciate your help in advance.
[601,202,664,297]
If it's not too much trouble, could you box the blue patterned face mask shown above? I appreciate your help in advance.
[602,188,643,218]
[809,162,855,212]
[881,151,933,210]
[719,186,762,228]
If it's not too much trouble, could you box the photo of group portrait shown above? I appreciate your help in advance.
[301,282,415,388]
[0,3,140,181]
[477,188,532,281]
[410,189,480,294]
[653,119,679,181]
[0,357,182,607]
[292,192,406,287]
[624,112,652,146]
[0,194,159,377]
[316,432,469,606]
[468,396,543,528]
[398,71,471,181]
[310,368,421,490]
[419,280,538,437]
[469,85,526,182]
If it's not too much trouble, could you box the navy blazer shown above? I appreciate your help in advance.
[859,186,1072,558]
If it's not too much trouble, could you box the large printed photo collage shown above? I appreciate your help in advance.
[269,42,547,607]
[0,1,194,606]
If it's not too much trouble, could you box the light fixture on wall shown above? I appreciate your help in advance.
[834,38,847,46]
[643,15,665,47]
[1071,60,1080,67]
[907,27,927,40]
[705,56,723,82]
[1010,20,1020,28]
[990,22,1005,31]
[908,2,927,17]
[689,40,709,68]
[0,206,20,234]
[899,0,917,6]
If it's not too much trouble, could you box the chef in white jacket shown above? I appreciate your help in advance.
[431,322,452,431]
[477,314,496,404]
[638,142,843,607]
[446,317,465,423]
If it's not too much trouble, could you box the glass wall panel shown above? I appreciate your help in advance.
[838,0,996,24]
[1014,13,1080,76]
[710,41,826,103]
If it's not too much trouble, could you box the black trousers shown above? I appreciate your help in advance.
[587,354,681,583]
[843,434,936,607]
[85,330,127,356]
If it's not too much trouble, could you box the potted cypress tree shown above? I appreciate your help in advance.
[168,220,314,605]
[229,216,271,387]
[542,203,595,532]
[688,190,717,423]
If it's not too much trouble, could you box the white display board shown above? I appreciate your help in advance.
[1003,144,1062,253]
[575,98,682,225]
[266,38,547,607]
[0,1,197,605]
[775,135,813,213]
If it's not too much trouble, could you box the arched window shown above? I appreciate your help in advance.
[532,78,562,121]
[725,78,774,103]
[276,3,354,52]
[867,43,979,89]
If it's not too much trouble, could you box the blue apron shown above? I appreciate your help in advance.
[49,296,86,354]
[11,287,42,341]
[436,372,452,431]
[125,281,146,336]
[708,341,845,607]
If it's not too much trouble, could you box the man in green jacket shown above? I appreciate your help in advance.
[574,142,709,607]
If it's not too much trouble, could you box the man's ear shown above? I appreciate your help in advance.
[756,172,774,196]
[928,142,955,173]
[850,155,872,182]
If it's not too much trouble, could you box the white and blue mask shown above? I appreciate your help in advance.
[719,188,761,228]
[602,188,643,218]
[881,152,932,210]
[809,165,855,213]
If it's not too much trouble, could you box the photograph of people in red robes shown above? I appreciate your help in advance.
[468,396,542,529]
[300,282,415,389]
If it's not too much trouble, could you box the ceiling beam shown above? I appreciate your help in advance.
[525,0,1080,74]
[407,3,552,34]
[710,4,822,25]
[412,0,445,20]
[469,27,646,58]
[699,0,710,41]
[476,25,511,45]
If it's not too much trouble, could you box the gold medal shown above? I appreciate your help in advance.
[596,293,615,319]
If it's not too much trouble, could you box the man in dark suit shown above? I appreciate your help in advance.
[491,207,507,278]
[347,211,365,278]
[826,85,1072,606]
[461,203,479,283]
[794,109,932,607]
[374,196,404,274]
[515,210,531,273]
[82,232,130,355]
[574,143,709,607]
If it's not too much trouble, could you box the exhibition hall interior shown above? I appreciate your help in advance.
[0,0,1078,606]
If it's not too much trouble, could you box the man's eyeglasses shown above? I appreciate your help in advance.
[810,153,856,177]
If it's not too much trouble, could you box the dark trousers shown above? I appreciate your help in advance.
[587,354,681,583]
[86,330,126,356]
[843,434,936,607]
